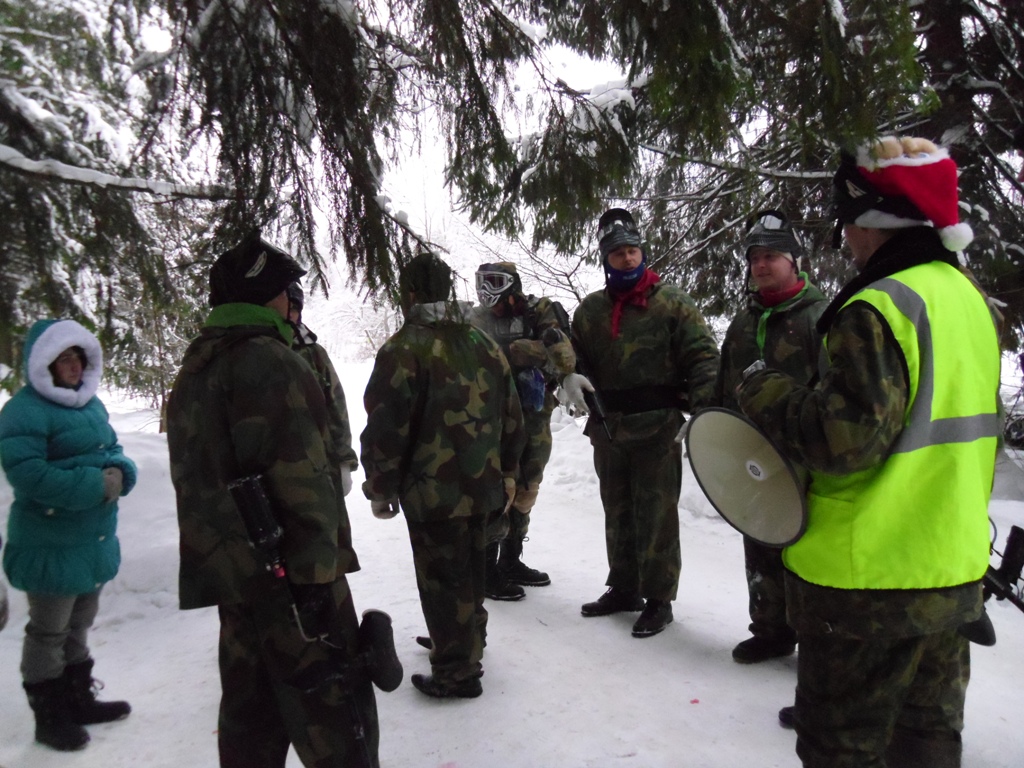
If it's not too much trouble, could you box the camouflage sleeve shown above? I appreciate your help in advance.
[736,301,908,474]
[360,340,415,502]
[672,295,720,412]
[316,346,359,470]
[226,343,339,585]
[713,322,739,410]
[499,355,527,477]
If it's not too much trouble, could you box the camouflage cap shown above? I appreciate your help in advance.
[209,230,307,307]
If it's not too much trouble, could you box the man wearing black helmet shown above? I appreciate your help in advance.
[715,210,827,664]
[471,263,576,601]
[566,209,720,638]
[167,231,381,767]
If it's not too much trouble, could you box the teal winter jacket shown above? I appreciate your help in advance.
[0,319,136,595]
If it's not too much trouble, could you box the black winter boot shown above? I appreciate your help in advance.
[731,635,797,664]
[498,536,551,586]
[24,678,90,751]
[484,542,525,601]
[64,659,131,725]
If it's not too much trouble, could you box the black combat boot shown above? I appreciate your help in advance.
[731,634,797,664]
[410,673,483,699]
[24,678,90,751]
[63,658,131,724]
[484,541,525,601]
[498,536,551,586]
[580,587,644,617]
[631,599,673,637]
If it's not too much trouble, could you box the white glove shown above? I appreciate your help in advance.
[557,373,595,415]
[371,499,400,519]
[674,419,690,444]
[340,465,353,498]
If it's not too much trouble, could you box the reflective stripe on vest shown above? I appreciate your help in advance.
[873,277,1003,453]
[787,263,998,590]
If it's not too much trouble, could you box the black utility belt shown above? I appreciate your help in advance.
[601,386,686,415]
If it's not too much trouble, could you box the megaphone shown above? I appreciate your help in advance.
[685,407,808,547]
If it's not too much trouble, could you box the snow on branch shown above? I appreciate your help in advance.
[0,144,231,200]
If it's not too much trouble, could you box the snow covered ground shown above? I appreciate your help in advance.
[1,362,1023,768]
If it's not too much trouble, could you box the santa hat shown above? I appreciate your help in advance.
[832,136,973,252]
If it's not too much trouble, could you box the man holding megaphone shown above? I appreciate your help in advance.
[715,210,827,665]
[736,138,1001,768]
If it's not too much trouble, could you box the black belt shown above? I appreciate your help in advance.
[601,386,686,415]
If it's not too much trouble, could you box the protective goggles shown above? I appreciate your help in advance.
[746,211,787,236]
[596,217,640,243]
[476,270,516,307]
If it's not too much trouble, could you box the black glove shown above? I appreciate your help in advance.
[289,582,336,641]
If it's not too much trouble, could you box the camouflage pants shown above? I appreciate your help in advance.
[509,407,555,538]
[216,576,380,768]
[794,629,969,768]
[406,515,487,685]
[742,537,795,641]
[592,424,682,602]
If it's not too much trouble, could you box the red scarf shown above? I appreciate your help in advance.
[609,269,661,339]
[758,279,805,308]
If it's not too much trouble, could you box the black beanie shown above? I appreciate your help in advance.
[209,230,307,307]
[399,253,453,303]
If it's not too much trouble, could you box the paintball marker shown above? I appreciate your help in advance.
[569,338,612,440]
[228,475,403,691]
[984,523,1024,612]
[960,522,1024,646]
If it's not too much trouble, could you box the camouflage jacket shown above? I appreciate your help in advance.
[360,301,526,522]
[737,229,988,637]
[294,324,359,471]
[571,281,720,442]
[715,278,827,411]
[472,295,575,413]
[167,304,356,610]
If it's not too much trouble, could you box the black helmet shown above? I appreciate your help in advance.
[209,230,307,307]
[743,209,803,262]
[596,208,642,260]
[475,262,522,308]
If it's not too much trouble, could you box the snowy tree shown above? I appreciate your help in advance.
[0,0,218,401]
[3,0,1022,389]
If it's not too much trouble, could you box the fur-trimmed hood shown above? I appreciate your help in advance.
[22,319,103,408]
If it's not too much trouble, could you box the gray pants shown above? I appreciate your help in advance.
[21,589,101,684]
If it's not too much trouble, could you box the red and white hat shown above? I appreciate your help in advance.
[832,136,973,252]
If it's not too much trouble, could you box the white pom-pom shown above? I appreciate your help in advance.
[939,223,973,252]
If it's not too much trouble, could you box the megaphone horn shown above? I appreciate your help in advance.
[684,407,808,547]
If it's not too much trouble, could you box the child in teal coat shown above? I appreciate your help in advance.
[0,318,136,751]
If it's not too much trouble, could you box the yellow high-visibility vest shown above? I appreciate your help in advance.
[784,261,1000,590]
